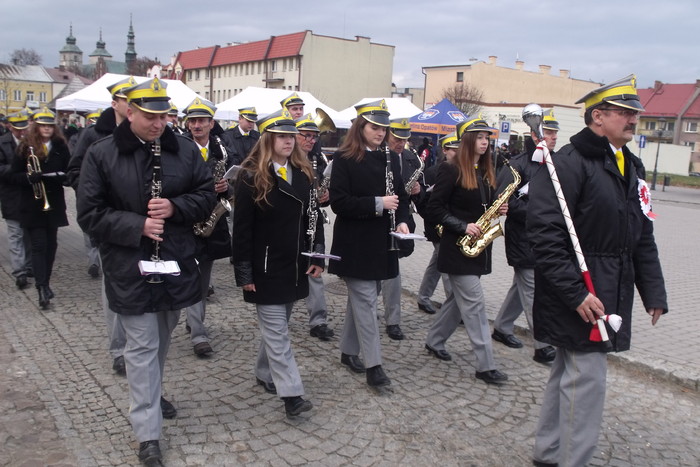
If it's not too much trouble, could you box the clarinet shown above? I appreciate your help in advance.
[307,155,320,252]
[147,139,164,284]
[385,146,399,251]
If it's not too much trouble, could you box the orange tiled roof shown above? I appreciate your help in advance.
[638,83,699,118]
[176,46,219,70]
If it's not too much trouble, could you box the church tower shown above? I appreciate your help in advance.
[58,23,83,71]
[89,28,113,65]
[125,14,137,71]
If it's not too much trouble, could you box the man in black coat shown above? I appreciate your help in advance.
[220,106,260,165]
[0,110,32,289]
[77,78,215,466]
[528,76,667,467]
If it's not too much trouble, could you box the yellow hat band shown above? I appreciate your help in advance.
[584,84,637,109]
[127,87,168,102]
[356,104,385,116]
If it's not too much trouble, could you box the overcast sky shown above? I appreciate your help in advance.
[3,0,698,94]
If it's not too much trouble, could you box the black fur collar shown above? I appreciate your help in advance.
[113,120,179,155]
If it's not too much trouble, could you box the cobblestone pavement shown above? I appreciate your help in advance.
[0,188,698,466]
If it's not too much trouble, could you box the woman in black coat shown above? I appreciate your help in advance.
[424,117,509,385]
[232,109,323,417]
[328,100,410,390]
[12,108,70,309]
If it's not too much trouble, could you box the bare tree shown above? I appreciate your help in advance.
[10,48,42,66]
[127,57,160,77]
[439,83,483,117]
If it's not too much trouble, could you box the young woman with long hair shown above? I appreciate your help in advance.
[424,117,509,385]
[328,100,410,391]
[232,109,324,417]
[12,107,70,309]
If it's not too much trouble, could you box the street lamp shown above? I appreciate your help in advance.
[651,118,666,191]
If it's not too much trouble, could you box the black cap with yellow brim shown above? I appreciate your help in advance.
[355,99,390,127]
[542,109,560,131]
[124,78,171,114]
[184,97,216,119]
[86,109,102,121]
[167,102,178,116]
[281,92,305,109]
[389,118,411,139]
[576,74,645,112]
[456,116,496,139]
[107,76,137,99]
[32,106,56,125]
[257,109,299,134]
[239,107,258,122]
[7,110,30,129]
[294,114,320,132]
[439,132,459,149]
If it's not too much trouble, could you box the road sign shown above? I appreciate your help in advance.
[500,121,510,134]
[639,135,646,148]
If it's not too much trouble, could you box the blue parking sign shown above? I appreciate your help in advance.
[500,121,510,134]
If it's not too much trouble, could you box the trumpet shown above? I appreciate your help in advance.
[27,147,51,211]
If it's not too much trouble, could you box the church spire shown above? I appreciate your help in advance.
[125,14,137,69]
[59,22,83,71]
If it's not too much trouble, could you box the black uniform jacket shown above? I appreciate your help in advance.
[527,127,668,352]
[77,122,215,315]
[0,132,23,220]
[221,126,260,165]
[427,161,494,276]
[496,138,541,269]
[66,107,117,189]
[396,148,424,258]
[10,138,70,229]
[415,162,441,243]
[232,165,324,305]
[328,148,410,280]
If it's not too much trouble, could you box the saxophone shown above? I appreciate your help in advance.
[404,146,425,195]
[456,161,521,258]
[193,136,232,237]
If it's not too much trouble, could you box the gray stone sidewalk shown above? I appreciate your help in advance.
[0,188,698,466]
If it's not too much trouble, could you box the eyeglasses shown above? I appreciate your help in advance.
[300,133,318,141]
[598,107,639,118]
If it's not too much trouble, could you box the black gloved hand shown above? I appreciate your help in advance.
[27,172,42,184]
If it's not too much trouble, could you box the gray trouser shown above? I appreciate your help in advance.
[417,242,451,305]
[119,309,181,443]
[340,278,383,368]
[82,231,100,268]
[102,276,126,359]
[254,302,304,398]
[425,274,496,372]
[6,219,32,278]
[185,260,214,345]
[306,274,328,327]
[493,268,548,350]
[533,349,607,466]
[380,273,402,326]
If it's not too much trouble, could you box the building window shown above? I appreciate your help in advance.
[188,70,192,80]
[686,121,698,132]
[39,92,47,102]
[270,60,277,72]
[646,121,656,131]
[217,90,221,102]
[0,90,5,100]
[205,91,209,99]
[195,70,200,80]
[456,72,464,82]
[13,90,21,101]
[218,68,221,78]
[205,69,210,79]
[667,121,675,132]
[26,91,34,101]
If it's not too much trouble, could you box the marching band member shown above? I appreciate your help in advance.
[166,102,184,135]
[281,92,306,120]
[424,117,509,385]
[221,107,259,165]
[12,107,70,310]
[77,78,215,465]
[232,109,323,417]
[328,99,410,390]
[294,113,335,341]
[380,118,423,340]
[183,97,232,357]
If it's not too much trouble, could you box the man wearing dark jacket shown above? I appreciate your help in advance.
[77,78,215,466]
[528,76,667,467]
[220,107,259,165]
[491,112,558,364]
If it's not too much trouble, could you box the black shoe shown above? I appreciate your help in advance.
[207,285,215,297]
[310,323,334,341]
[112,356,126,376]
[256,377,277,394]
[532,460,558,467]
[160,397,177,419]
[15,275,28,290]
[475,369,509,385]
[46,286,54,299]
[194,341,213,357]
[88,264,100,278]
[341,353,366,373]
[185,323,191,334]
[37,286,51,309]
[425,344,452,361]
[533,346,556,364]
[386,324,405,340]
[417,302,437,314]
[138,440,162,466]
[283,396,312,416]
[492,329,523,349]
[366,365,391,387]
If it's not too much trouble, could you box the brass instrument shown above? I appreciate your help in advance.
[456,160,521,257]
[147,139,163,284]
[404,144,425,195]
[194,136,232,237]
[314,108,336,134]
[27,146,51,211]
[385,145,399,251]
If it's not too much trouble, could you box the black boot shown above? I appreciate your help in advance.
[38,286,50,309]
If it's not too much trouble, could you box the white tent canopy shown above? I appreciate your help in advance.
[56,73,199,113]
[337,97,423,124]
[215,87,351,128]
